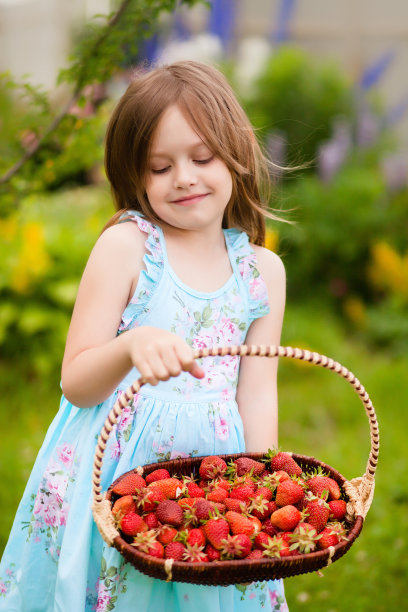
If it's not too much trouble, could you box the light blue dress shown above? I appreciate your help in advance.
[0,212,289,611]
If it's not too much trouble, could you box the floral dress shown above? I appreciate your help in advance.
[0,211,289,612]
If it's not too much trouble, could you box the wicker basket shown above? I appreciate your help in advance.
[92,345,379,585]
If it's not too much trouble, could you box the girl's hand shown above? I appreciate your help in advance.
[127,326,205,386]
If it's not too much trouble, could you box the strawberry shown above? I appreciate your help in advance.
[135,486,165,512]
[182,544,209,563]
[131,530,164,558]
[235,457,265,477]
[157,525,178,545]
[224,498,248,513]
[212,478,232,492]
[306,476,331,500]
[289,523,320,554]
[317,526,340,549]
[247,549,264,560]
[187,482,205,498]
[268,451,302,476]
[178,497,197,510]
[328,499,347,520]
[204,543,221,561]
[194,499,214,521]
[220,533,252,559]
[145,468,170,485]
[248,496,273,521]
[256,486,273,501]
[165,541,186,560]
[254,531,273,550]
[225,511,256,537]
[148,478,183,500]
[229,485,254,503]
[144,512,159,530]
[156,500,184,527]
[262,535,291,559]
[261,519,278,537]
[270,505,301,531]
[199,456,227,480]
[305,498,330,533]
[203,518,230,549]
[187,527,207,548]
[275,480,304,507]
[247,515,262,535]
[145,541,164,559]
[120,512,148,536]
[111,472,146,495]
[111,494,136,518]
[326,478,341,500]
[207,488,228,503]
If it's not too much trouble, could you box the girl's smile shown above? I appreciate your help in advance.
[145,104,233,233]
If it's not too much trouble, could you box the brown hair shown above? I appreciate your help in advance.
[104,60,283,245]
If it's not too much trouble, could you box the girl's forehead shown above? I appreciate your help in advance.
[150,104,208,154]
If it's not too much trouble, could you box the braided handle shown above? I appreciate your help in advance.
[92,345,379,543]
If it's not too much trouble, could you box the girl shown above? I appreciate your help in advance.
[0,61,288,611]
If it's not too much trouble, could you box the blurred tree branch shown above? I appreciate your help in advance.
[0,0,205,191]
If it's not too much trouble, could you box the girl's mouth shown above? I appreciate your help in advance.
[171,193,208,206]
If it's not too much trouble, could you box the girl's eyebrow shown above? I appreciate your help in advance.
[150,142,210,159]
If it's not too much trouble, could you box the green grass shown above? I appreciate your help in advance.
[1,303,407,610]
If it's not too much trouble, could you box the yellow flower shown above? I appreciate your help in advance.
[368,242,408,300]
[343,297,366,326]
[265,228,279,252]
[0,216,18,242]
[10,222,51,293]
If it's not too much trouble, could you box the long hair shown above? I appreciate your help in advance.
[104,60,283,245]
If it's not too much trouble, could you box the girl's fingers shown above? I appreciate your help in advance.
[175,343,205,379]
[189,361,205,379]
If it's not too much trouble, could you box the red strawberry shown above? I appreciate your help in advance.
[225,511,256,537]
[269,451,302,476]
[317,527,340,549]
[207,488,228,503]
[306,476,331,501]
[229,485,254,503]
[224,498,248,513]
[182,544,209,562]
[111,472,146,495]
[305,498,330,533]
[111,494,136,518]
[156,500,184,527]
[120,512,148,536]
[194,499,214,521]
[327,478,341,500]
[136,486,165,512]
[249,497,274,521]
[187,527,207,548]
[261,519,278,537]
[187,482,205,498]
[220,533,252,559]
[212,478,231,492]
[178,497,197,510]
[328,499,347,520]
[145,468,170,485]
[289,522,320,554]
[204,543,221,561]
[235,457,265,477]
[262,535,291,558]
[203,518,230,549]
[199,456,227,480]
[144,512,159,530]
[256,486,273,501]
[254,531,273,550]
[270,505,301,531]
[157,525,178,545]
[145,541,164,559]
[148,478,183,500]
[275,480,304,507]
[247,549,264,560]
[165,541,186,560]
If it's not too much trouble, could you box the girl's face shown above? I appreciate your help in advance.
[145,104,233,234]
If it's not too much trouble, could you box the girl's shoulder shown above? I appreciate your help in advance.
[251,244,286,288]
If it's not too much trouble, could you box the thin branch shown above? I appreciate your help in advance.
[0,0,131,187]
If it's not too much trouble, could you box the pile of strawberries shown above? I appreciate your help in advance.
[109,451,349,563]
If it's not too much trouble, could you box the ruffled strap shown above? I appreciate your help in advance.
[225,228,270,323]
[117,210,164,333]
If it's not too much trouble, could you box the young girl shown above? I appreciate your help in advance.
[0,61,288,611]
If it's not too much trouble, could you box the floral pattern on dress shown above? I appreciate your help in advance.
[94,556,128,612]
[0,564,17,598]
[22,442,78,562]
[236,251,269,318]
[109,394,141,460]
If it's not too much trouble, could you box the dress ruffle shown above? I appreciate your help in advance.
[118,211,164,333]
[224,228,270,322]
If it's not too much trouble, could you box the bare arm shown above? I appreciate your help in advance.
[61,222,203,408]
[236,247,286,452]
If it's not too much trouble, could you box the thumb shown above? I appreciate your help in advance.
[188,361,205,379]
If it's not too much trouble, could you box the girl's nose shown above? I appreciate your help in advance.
[173,162,197,189]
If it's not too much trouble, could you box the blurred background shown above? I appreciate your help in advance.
[0,1,407,610]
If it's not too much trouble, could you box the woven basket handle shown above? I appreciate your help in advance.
[92,345,379,544]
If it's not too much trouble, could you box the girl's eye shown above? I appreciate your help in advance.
[151,166,170,174]
[194,156,214,165]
